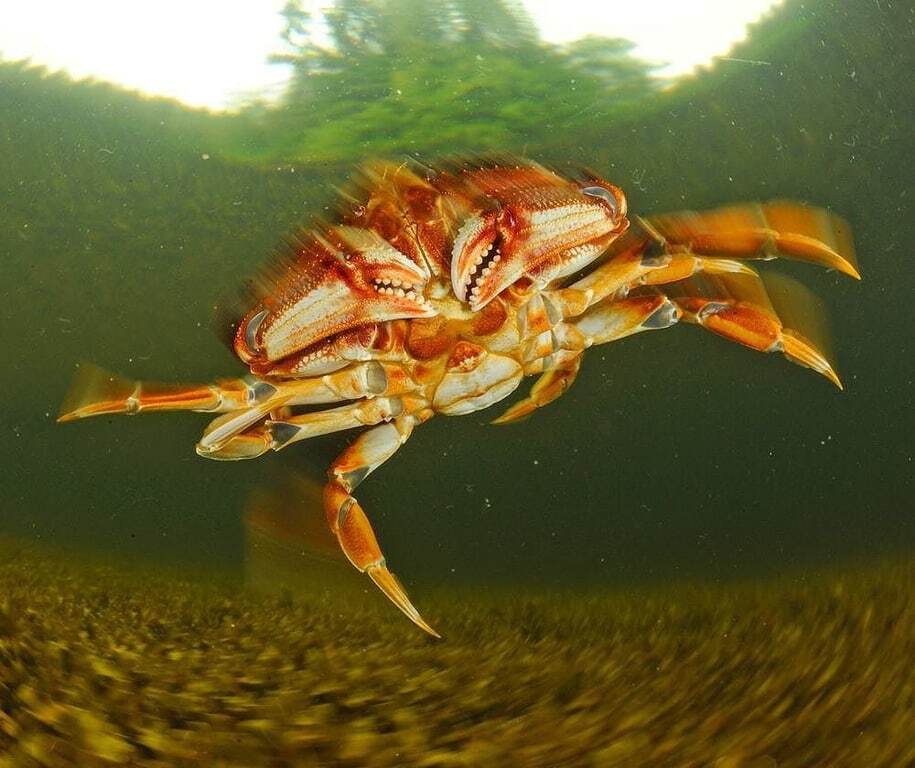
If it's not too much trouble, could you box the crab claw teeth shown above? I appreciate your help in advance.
[367,563,441,638]
[451,212,499,303]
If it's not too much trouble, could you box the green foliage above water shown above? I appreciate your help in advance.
[246,0,660,164]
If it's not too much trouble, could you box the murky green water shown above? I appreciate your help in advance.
[0,0,912,764]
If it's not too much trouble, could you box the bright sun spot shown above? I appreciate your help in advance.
[0,0,783,111]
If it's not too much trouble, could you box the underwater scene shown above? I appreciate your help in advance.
[1,0,913,765]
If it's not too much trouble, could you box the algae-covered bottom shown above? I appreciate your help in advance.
[0,538,912,768]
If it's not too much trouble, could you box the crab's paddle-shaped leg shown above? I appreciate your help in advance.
[60,359,420,453]
[323,410,440,637]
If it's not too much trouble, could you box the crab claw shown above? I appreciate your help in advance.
[236,226,435,365]
[450,209,503,306]
[450,182,628,311]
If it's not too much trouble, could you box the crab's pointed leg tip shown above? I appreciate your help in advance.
[781,331,843,391]
[367,564,441,639]
[835,256,861,280]
[491,402,533,425]
[420,621,442,640]
[831,263,861,281]
[825,253,860,281]
[57,405,96,422]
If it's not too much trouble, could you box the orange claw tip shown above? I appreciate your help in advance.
[57,362,135,423]
[782,331,843,390]
[56,409,79,423]
[764,203,860,280]
[776,232,861,281]
[367,563,441,639]
[835,255,862,281]
[762,273,843,389]
[490,401,535,425]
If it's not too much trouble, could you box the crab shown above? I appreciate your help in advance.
[59,159,859,637]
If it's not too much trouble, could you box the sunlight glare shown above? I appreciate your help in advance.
[0,0,784,110]
[525,0,784,76]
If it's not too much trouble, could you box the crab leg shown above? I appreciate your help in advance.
[194,362,417,453]
[200,394,428,459]
[57,362,258,422]
[575,292,682,345]
[494,292,680,424]
[59,361,414,425]
[554,219,672,313]
[546,222,740,318]
[646,202,860,279]
[551,203,858,321]
[57,361,413,421]
[62,359,422,460]
[500,261,842,426]
[269,394,427,449]
[665,272,843,388]
[195,398,295,457]
[636,255,756,286]
[492,355,582,424]
[578,269,841,387]
[323,411,440,637]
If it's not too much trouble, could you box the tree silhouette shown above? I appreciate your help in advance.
[264,0,658,164]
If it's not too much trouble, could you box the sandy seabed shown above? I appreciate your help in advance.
[0,536,912,768]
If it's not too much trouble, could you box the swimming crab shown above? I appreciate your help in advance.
[59,159,859,636]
